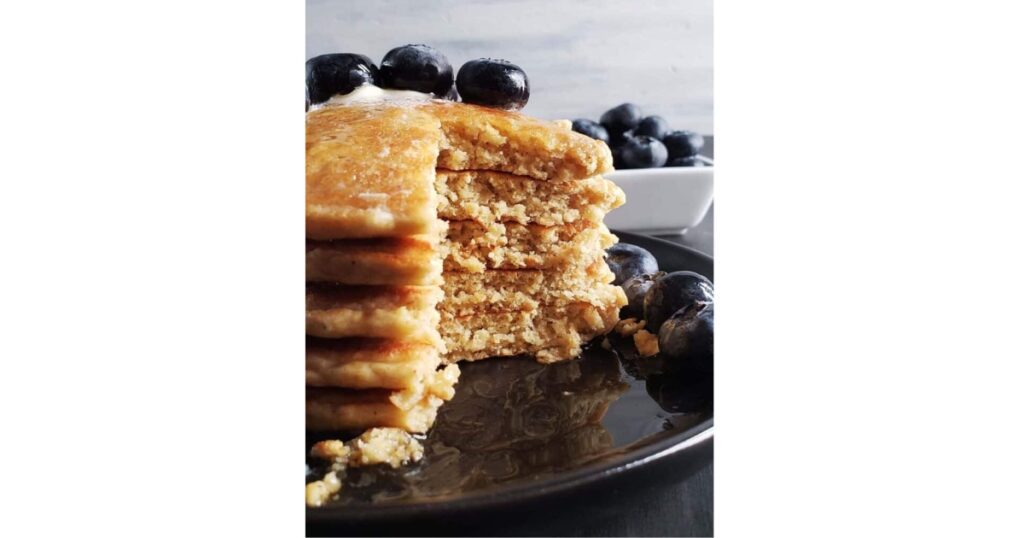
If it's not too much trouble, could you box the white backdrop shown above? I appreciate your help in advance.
[306,0,713,134]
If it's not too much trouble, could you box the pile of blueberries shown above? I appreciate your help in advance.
[606,243,714,371]
[306,44,531,111]
[573,104,707,169]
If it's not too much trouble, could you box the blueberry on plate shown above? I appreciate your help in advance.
[658,302,714,371]
[599,103,642,136]
[380,44,454,96]
[605,243,659,286]
[305,53,380,104]
[634,115,671,140]
[643,270,713,333]
[571,119,609,143]
[667,156,706,167]
[617,135,668,169]
[662,130,705,159]
[622,272,664,319]
[456,59,530,110]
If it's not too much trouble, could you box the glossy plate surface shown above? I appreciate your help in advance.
[307,231,713,535]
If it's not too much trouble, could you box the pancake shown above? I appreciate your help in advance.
[307,100,613,241]
[306,364,459,433]
[423,101,614,181]
[306,337,442,390]
[435,170,624,227]
[306,104,443,240]
[305,284,443,344]
[306,235,443,286]
[441,286,626,363]
[444,221,616,273]
[441,261,616,315]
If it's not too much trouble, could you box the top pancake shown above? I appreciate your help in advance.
[422,101,613,182]
[306,98,614,240]
[306,104,442,240]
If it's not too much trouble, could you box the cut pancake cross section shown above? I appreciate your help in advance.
[305,97,625,435]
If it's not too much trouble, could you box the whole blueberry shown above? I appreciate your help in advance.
[600,103,642,136]
[456,59,530,110]
[662,130,705,159]
[643,270,714,333]
[667,156,706,167]
[571,119,609,143]
[634,116,671,140]
[305,53,380,104]
[617,135,668,169]
[622,272,664,319]
[380,44,454,96]
[605,243,659,286]
[658,302,714,371]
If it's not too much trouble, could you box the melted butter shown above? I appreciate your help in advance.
[310,84,433,110]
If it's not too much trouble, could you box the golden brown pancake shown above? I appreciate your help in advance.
[306,364,459,433]
[306,104,442,240]
[305,284,442,344]
[306,236,443,286]
[444,221,616,273]
[435,170,624,226]
[441,261,616,315]
[306,337,442,391]
[441,284,626,363]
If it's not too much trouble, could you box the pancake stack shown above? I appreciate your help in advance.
[306,97,626,433]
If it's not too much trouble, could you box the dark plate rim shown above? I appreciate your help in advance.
[308,232,713,521]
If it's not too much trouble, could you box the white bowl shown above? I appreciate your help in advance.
[604,165,714,235]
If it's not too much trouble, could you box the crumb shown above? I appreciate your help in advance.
[615,318,646,338]
[310,439,350,461]
[304,428,425,507]
[349,427,424,468]
[600,337,612,350]
[634,329,660,357]
[305,471,341,507]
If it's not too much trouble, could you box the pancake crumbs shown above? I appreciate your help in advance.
[306,428,425,506]
[615,318,646,338]
[633,329,660,357]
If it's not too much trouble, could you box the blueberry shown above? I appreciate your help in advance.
[611,145,626,169]
[667,156,706,167]
[643,271,713,333]
[305,53,380,104]
[617,135,668,169]
[608,129,634,149]
[634,116,671,140]
[456,59,530,110]
[622,272,664,318]
[658,303,714,371]
[571,119,609,143]
[662,130,705,159]
[600,103,642,136]
[605,243,659,286]
[380,44,453,96]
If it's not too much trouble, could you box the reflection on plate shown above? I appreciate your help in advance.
[307,337,712,505]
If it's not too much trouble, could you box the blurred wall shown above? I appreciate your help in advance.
[307,0,713,134]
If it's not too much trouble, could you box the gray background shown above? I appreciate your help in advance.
[306,0,713,134]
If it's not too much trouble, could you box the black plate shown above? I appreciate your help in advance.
[307,231,713,536]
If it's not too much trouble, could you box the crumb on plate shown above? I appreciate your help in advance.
[633,329,660,357]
